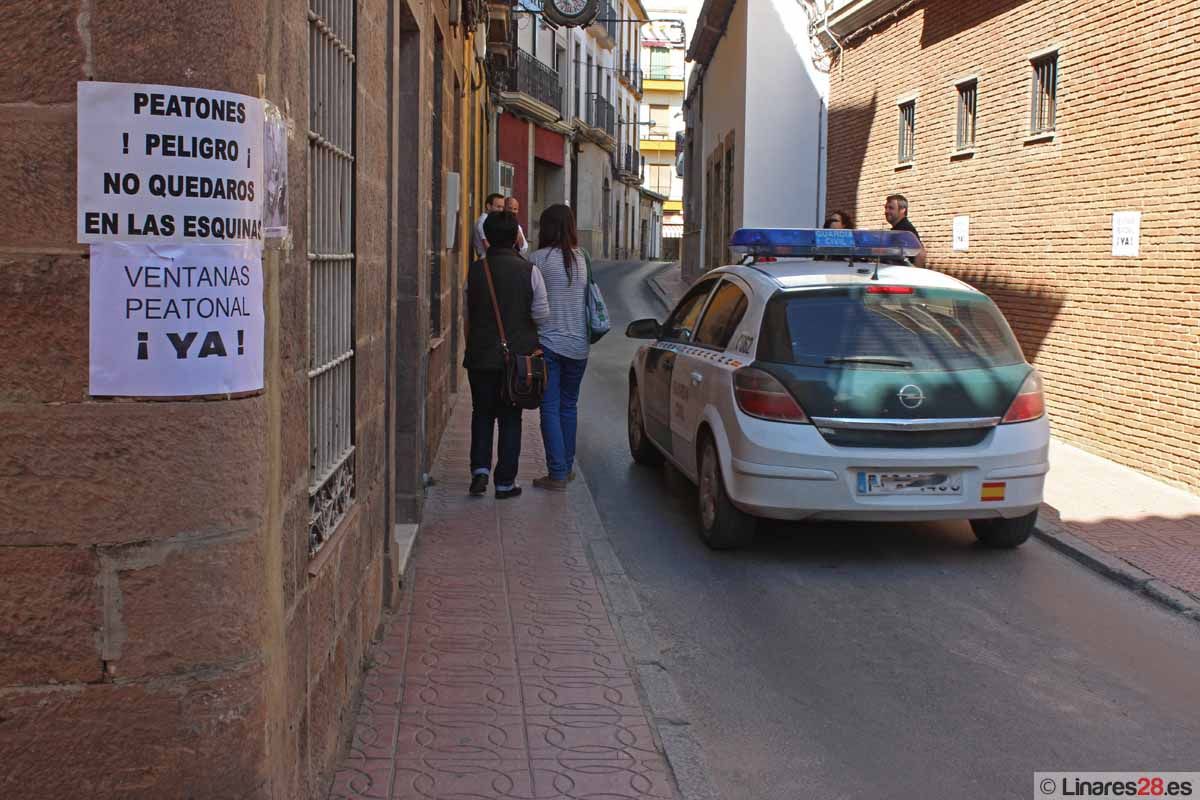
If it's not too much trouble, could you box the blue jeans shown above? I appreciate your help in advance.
[539,347,588,480]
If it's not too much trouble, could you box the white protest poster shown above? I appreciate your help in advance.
[89,242,264,396]
[953,215,970,251]
[77,81,265,244]
[1112,211,1141,257]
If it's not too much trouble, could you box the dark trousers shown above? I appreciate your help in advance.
[468,369,522,488]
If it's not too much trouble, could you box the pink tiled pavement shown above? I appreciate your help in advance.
[329,399,677,800]
[1043,439,1200,599]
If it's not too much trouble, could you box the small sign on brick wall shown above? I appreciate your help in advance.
[1112,211,1141,257]
[952,215,970,251]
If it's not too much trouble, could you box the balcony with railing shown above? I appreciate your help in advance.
[498,48,563,115]
[589,95,615,140]
[590,1,618,48]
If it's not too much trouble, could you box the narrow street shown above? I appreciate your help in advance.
[576,261,1200,800]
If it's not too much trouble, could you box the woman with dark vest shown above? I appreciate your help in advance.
[463,211,549,499]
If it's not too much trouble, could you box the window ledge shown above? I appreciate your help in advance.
[1024,131,1057,145]
[894,162,915,172]
[950,148,977,160]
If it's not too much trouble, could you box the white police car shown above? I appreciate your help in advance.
[626,228,1050,549]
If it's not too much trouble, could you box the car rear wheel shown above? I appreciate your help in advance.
[970,510,1037,549]
[628,378,663,466]
[697,434,755,550]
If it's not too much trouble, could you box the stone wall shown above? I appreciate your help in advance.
[0,0,485,796]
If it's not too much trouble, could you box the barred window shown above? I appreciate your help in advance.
[1030,52,1058,135]
[898,100,916,164]
[956,80,977,150]
[308,0,356,555]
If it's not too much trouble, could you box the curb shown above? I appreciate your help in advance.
[646,267,676,314]
[1033,511,1200,622]
[569,466,724,800]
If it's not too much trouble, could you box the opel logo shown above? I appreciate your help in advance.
[897,384,925,410]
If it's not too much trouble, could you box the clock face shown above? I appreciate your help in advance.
[552,0,589,14]
[542,0,598,27]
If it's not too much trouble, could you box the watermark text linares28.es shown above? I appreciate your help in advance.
[1036,773,1196,798]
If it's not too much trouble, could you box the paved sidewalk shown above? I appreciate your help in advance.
[328,400,701,799]
[647,263,1200,618]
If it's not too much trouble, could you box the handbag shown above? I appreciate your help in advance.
[582,249,611,344]
[482,256,547,410]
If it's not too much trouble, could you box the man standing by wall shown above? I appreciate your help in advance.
[505,196,531,256]
[463,212,548,499]
[885,194,927,267]
[474,193,506,257]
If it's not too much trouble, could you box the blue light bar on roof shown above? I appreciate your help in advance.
[728,228,923,259]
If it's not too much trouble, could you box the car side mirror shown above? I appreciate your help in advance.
[625,318,662,340]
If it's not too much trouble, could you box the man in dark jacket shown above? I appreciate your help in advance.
[463,211,548,498]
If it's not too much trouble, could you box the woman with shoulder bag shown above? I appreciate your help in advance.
[528,204,600,491]
[462,211,550,499]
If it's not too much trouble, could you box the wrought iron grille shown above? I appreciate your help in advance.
[591,96,615,137]
[897,100,915,164]
[956,80,977,150]
[509,48,563,113]
[307,0,356,555]
[1030,53,1057,134]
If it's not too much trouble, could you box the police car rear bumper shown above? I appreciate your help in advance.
[724,415,1049,522]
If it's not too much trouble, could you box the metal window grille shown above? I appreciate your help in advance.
[431,42,444,336]
[898,100,916,163]
[1030,53,1058,134]
[307,0,356,555]
[956,80,977,150]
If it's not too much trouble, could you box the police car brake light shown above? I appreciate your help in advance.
[1001,370,1046,424]
[728,228,923,260]
[866,285,914,294]
[733,368,809,423]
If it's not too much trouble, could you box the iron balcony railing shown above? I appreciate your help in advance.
[590,96,615,137]
[504,48,563,113]
[647,66,683,80]
[602,1,617,40]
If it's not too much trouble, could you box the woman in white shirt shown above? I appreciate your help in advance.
[528,204,590,491]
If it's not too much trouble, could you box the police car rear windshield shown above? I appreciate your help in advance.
[758,287,1025,371]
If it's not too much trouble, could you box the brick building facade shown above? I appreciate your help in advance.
[822,0,1200,491]
[0,0,493,797]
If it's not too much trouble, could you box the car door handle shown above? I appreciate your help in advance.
[690,372,704,385]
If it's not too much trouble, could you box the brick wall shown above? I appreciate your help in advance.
[825,0,1200,491]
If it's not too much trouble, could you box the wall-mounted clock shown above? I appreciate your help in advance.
[541,0,600,28]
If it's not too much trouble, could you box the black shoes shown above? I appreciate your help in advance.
[495,486,523,500]
[469,474,488,496]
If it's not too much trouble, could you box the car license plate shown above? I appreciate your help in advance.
[857,471,962,496]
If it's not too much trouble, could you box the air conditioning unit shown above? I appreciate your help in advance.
[498,161,515,198]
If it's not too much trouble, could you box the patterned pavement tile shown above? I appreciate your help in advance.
[401,677,524,717]
[520,676,646,717]
[394,713,527,762]
[531,756,674,799]
[391,759,538,799]
[516,646,631,678]
[346,706,402,760]
[328,757,394,799]
[525,714,658,761]
[404,645,519,684]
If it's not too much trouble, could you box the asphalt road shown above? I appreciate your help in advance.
[576,260,1200,800]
